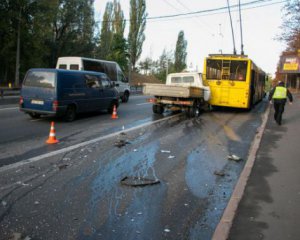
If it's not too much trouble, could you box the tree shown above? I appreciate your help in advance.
[128,0,147,71]
[49,0,96,66]
[138,57,153,74]
[98,1,113,59]
[279,0,300,51]
[0,0,96,85]
[107,0,128,71]
[154,49,174,82]
[174,30,187,72]
[0,0,54,85]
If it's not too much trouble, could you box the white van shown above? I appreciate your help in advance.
[56,56,130,102]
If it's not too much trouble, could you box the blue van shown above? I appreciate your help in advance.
[20,69,119,121]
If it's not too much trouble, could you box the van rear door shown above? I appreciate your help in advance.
[21,70,56,113]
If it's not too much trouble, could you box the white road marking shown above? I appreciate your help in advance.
[0,113,181,173]
[136,102,151,106]
[30,119,42,122]
[0,107,18,111]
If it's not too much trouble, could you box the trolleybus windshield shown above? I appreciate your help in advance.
[206,59,248,81]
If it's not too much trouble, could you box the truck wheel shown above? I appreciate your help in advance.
[153,105,164,114]
[187,106,197,118]
[29,112,41,119]
[121,91,129,103]
[157,105,164,114]
[64,105,76,122]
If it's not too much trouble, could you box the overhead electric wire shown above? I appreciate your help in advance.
[146,0,275,20]
[99,0,287,23]
[145,0,286,23]
[173,0,216,36]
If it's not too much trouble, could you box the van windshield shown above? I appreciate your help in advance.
[24,71,55,88]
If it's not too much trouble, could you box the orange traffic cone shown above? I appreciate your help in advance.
[46,121,59,144]
[111,105,118,119]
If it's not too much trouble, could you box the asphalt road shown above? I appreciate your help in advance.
[0,96,268,240]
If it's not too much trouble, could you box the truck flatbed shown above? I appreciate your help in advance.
[143,83,204,98]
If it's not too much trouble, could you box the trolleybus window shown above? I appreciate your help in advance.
[206,60,222,80]
[230,61,247,81]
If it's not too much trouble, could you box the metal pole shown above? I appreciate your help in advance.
[227,0,236,55]
[15,7,21,87]
[238,0,244,55]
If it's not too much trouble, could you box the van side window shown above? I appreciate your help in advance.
[59,64,67,69]
[101,76,110,88]
[70,64,79,70]
[85,75,100,88]
[117,69,127,83]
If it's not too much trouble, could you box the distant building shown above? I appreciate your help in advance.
[277,50,300,89]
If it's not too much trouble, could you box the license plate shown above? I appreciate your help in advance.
[31,100,44,105]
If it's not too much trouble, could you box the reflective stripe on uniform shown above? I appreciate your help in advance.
[272,86,287,99]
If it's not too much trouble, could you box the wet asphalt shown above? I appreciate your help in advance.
[0,99,268,240]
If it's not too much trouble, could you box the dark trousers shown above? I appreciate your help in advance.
[273,100,286,125]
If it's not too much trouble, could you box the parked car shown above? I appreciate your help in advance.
[19,68,119,121]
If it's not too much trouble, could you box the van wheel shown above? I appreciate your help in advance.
[64,105,76,122]
[29,112,41,119]
[121,91,129,103]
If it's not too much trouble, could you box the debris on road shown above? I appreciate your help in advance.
[121,176,160,187]
[114,139,130,148]
[161,150,171,153]
[227,154,242,162]
[58,164,69,170]
[214,170,225,177]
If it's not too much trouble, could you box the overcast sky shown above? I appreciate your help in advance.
[94,0,287,76]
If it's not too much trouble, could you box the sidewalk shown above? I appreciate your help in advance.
[228,95,300,239]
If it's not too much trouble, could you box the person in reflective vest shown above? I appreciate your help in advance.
[268,81,293,125]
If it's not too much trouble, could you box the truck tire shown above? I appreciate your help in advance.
[187,106,197,118]
[153,104,164,114]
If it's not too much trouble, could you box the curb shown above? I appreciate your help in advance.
[212,105,270,240]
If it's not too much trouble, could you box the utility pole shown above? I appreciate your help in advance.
[15,7,21,87]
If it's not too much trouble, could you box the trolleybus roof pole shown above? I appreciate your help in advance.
[239,0,245,55]
[227,0,237,55]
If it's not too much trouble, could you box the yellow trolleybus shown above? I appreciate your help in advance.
[203,54,266,109]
